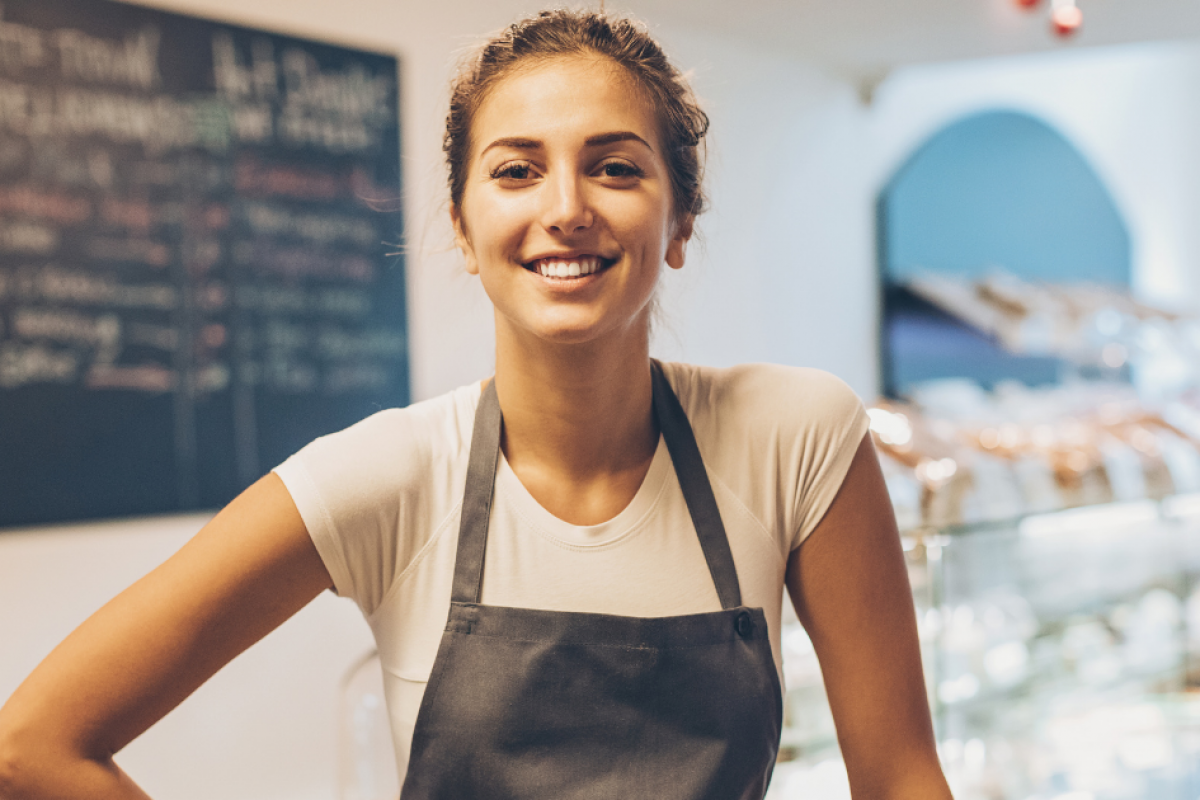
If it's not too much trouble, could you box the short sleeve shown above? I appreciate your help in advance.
[787,373,870,550]
[660,362,871,559]
[272,407,435,615]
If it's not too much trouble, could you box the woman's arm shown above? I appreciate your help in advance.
[0,473,332,799]
[786,433,953,800]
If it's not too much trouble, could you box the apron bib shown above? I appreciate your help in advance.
[400,361,783,800]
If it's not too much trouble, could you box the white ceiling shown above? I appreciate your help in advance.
[635,0,1200,81]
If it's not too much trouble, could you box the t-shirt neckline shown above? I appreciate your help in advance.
[493,432,672,549]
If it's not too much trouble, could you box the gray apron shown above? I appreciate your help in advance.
[400,361,783,800]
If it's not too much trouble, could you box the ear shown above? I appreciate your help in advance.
[450,204,480,275]
[665,215,694,271]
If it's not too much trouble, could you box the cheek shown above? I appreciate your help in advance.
[464,195,530,256]
[614,197,674,257]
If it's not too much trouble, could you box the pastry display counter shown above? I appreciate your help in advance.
[771,492,1200,799]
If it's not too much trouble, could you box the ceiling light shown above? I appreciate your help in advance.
[1051,0,1084,37]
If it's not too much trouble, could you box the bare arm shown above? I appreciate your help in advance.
[0,473,332,799]
[786,433,952,799]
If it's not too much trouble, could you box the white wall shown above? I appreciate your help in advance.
[650,27,878,393]
[0,514,374,800]
[5,2,1200,798]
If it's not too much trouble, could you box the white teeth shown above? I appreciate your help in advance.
[534,257,604,279]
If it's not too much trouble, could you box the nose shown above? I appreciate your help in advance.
[540,170,593,234]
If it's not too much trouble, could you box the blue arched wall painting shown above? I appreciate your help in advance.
[879,110,1132,396]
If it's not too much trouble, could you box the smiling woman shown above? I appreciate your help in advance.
[454,55,684,350]
[0,9,951,800]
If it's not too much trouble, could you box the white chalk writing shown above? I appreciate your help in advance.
[100,198,153,232]
[263,355,317,391]
[0,80,230,152]
[30,145,115,189]
[0,5,47,73]
[325,363,388,393]
[211,36,393,153]
[53,88,210,151]
[53,26,161,90]
[212,33,277,101]
[314,288,370,317]
[85,363,173,392]
[232,240,374,282]
[0,77,27,128]
[242,202,377,247]
[262,318,308,351]
[0,220,57,254]
[277,48,392,153]
[26,266,177,309]
[88,237,171,267]
[281,48,390,122]
[234,156,348,200]
[0,9,159,90]
[230,286,371,319]
[316,325,404,359]
[232,103,272,143]
[0,341,77,387]
[277,108,372,153]
[194,363,229,392]
[11,307,120,348]
[0,183,91,223]
[235,284,306,314]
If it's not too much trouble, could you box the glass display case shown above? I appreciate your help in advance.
[770,492,1200,800]
[339,649,400,800]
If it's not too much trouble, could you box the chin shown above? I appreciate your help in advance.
[520,317,634,348]
[502,305,653,349]
[534,325,609,346]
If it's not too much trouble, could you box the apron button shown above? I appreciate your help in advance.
[735,611,753,638]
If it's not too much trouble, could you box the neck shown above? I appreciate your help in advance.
[492,315,657,487]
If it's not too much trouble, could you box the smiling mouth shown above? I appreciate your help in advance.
[524,256,615,279]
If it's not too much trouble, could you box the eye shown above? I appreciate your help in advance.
[598,161,643,180]
[490,161,537,182]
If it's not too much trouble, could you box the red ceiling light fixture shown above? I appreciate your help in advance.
[1015,0,1083,39]
[1050,0,1083,37]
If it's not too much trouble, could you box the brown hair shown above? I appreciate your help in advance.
[445,9,709,224]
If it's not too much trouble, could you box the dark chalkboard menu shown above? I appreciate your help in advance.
[0,0,406,527]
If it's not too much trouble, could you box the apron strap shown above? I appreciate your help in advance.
[451,379,502,604]
[650,360,742,609]
[451,364,743,609]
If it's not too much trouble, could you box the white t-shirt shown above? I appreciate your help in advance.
[274,361,869,777]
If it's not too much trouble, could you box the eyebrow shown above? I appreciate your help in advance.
[481,131,654,157]
[586,131,653,150]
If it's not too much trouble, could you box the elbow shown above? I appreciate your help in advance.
[0,744,27,800]
[0,727,44,800]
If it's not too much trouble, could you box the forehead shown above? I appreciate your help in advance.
[471,55,659,152]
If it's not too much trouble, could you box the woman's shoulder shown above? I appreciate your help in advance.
[659,361,871,552]
[659,360,865,432]
[270,381,485,612]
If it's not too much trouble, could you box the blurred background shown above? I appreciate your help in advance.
[2,0,1200,798]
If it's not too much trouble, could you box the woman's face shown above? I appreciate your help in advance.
[453,55,690,347]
